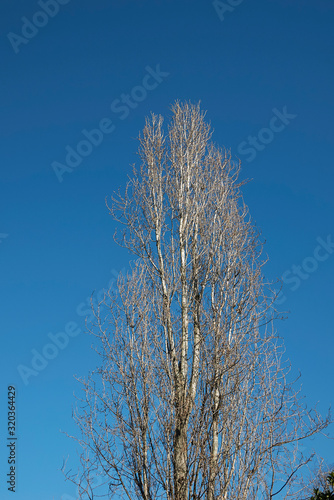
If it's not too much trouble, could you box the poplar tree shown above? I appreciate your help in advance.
[64,102,330,500]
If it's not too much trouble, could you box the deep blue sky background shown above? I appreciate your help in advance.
[0,1,333,498]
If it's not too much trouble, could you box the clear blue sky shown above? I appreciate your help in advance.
[0,1,333,498]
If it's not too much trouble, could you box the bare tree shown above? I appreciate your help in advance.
[63,102,331,500]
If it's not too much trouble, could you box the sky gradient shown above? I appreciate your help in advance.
[0,1,333,498]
